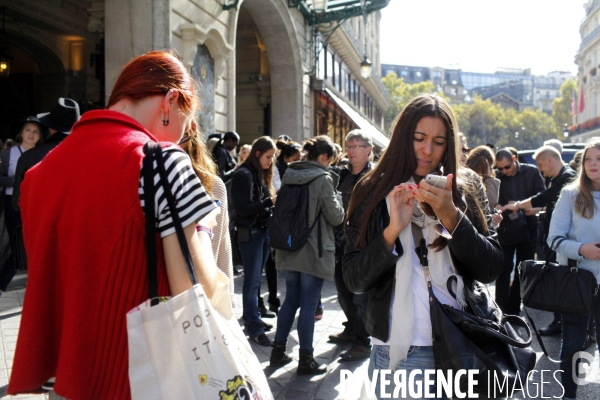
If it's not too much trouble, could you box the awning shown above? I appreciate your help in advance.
[324,88,390,149]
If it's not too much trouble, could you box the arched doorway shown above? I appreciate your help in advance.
[235,0,305,144]
[0,32,65,143]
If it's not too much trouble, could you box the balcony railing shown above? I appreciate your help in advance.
[579,25,600,51]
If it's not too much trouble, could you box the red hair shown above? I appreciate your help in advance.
[108,51,199,115]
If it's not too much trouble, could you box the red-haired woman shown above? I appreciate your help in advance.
[9,51,222,399]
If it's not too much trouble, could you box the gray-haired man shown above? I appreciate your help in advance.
[329,130,374,361]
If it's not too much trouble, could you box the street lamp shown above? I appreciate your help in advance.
[0,7,11,78]
[312,0,328,13]
[360,56,372,79]
[563,124,569,138]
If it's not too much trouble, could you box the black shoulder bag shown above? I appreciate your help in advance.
[412,223,536,399]
[519,237,598,316]
[518,237,598,362]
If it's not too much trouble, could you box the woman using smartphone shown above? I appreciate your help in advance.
[231,136,277,347]
[343,94,503,399]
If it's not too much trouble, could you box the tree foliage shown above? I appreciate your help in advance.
[552,78,577,129]
[382,72,441,132]
[454,96,561,149]
[380,73,564,150]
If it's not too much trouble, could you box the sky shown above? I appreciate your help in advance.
[380,0,588,76]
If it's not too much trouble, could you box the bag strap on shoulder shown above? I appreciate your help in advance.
[142,142,199,304]
[142,143,159,305]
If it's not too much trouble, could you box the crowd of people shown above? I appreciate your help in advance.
[0,51,597,399]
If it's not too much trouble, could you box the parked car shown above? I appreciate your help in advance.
[517,143,586,165]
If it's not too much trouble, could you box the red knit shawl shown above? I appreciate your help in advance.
[8,110,171,400]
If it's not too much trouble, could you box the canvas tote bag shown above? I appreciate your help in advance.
[126,142,272,400]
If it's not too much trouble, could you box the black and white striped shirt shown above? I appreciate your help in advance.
[139,146,216,238]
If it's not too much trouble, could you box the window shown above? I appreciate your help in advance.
[335,58,342,91]
[401,70,408,77]
[326,50,334,82]
[317,43,326,79]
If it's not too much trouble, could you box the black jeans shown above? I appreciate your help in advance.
[496,226,536,315]
[560,291,600,398]
[0,195,20,291]
[264,249,278,304]
[334,255,370,347]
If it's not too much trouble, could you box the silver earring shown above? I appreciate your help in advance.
[162,110,169,126]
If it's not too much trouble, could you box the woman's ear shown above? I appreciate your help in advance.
[161,89,180,112]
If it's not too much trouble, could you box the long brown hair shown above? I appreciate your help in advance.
[466,145,495,178]
[570,139,600,219]
[180,122,216,196]
[347,93,486,250]
[244,136,277,196]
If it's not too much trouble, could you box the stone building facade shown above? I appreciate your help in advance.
[0,0,389,148]
[572,0,600,142]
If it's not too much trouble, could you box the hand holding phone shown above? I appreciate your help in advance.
[424,174,448,189]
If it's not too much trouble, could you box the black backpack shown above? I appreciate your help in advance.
[267,181,323,257]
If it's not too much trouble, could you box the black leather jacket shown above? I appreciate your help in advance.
[342,175,504,343]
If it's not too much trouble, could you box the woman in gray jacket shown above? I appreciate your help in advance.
[269,135,345,374]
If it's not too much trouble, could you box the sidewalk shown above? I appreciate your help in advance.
[0,271,372,400]
[232,272,373,400]
[0,275,46,400]
[1,271,598,399]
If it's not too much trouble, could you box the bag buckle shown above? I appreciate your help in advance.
[570,267,578,273]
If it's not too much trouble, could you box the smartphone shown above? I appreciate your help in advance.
[214,199,222,207]
[424,174,448,188]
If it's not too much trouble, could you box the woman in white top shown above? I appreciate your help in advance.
[343,94,503,399]
[547,139,600,400]
[0,117,43,293]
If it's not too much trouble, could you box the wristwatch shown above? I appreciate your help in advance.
[515,201,521,210]
[196,225,214,239]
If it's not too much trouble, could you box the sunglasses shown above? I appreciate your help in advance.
[461,147,471,154]
[497,162,513,171]
[418,178,455,240]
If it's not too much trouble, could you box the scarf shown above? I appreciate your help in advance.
[386,183,466,371]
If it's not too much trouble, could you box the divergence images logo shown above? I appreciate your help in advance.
[572,351,595,386]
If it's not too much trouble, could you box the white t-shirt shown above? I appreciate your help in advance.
[372,245,460,347]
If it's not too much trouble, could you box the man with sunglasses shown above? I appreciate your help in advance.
[502,145,577,336]
[493,148,545,316]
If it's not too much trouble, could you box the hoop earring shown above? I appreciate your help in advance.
[162,110,169,126]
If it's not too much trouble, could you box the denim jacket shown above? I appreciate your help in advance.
[547,186,600,280]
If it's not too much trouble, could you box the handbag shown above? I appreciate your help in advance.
[496,209,530,246]
[412,224,536,398]
[518,237,599,316]
[126,142,273,400]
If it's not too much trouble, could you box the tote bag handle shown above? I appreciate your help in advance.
[142,142,199,304]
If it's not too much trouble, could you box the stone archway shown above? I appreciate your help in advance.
[236,0,305,142]
[0,32,66,141]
